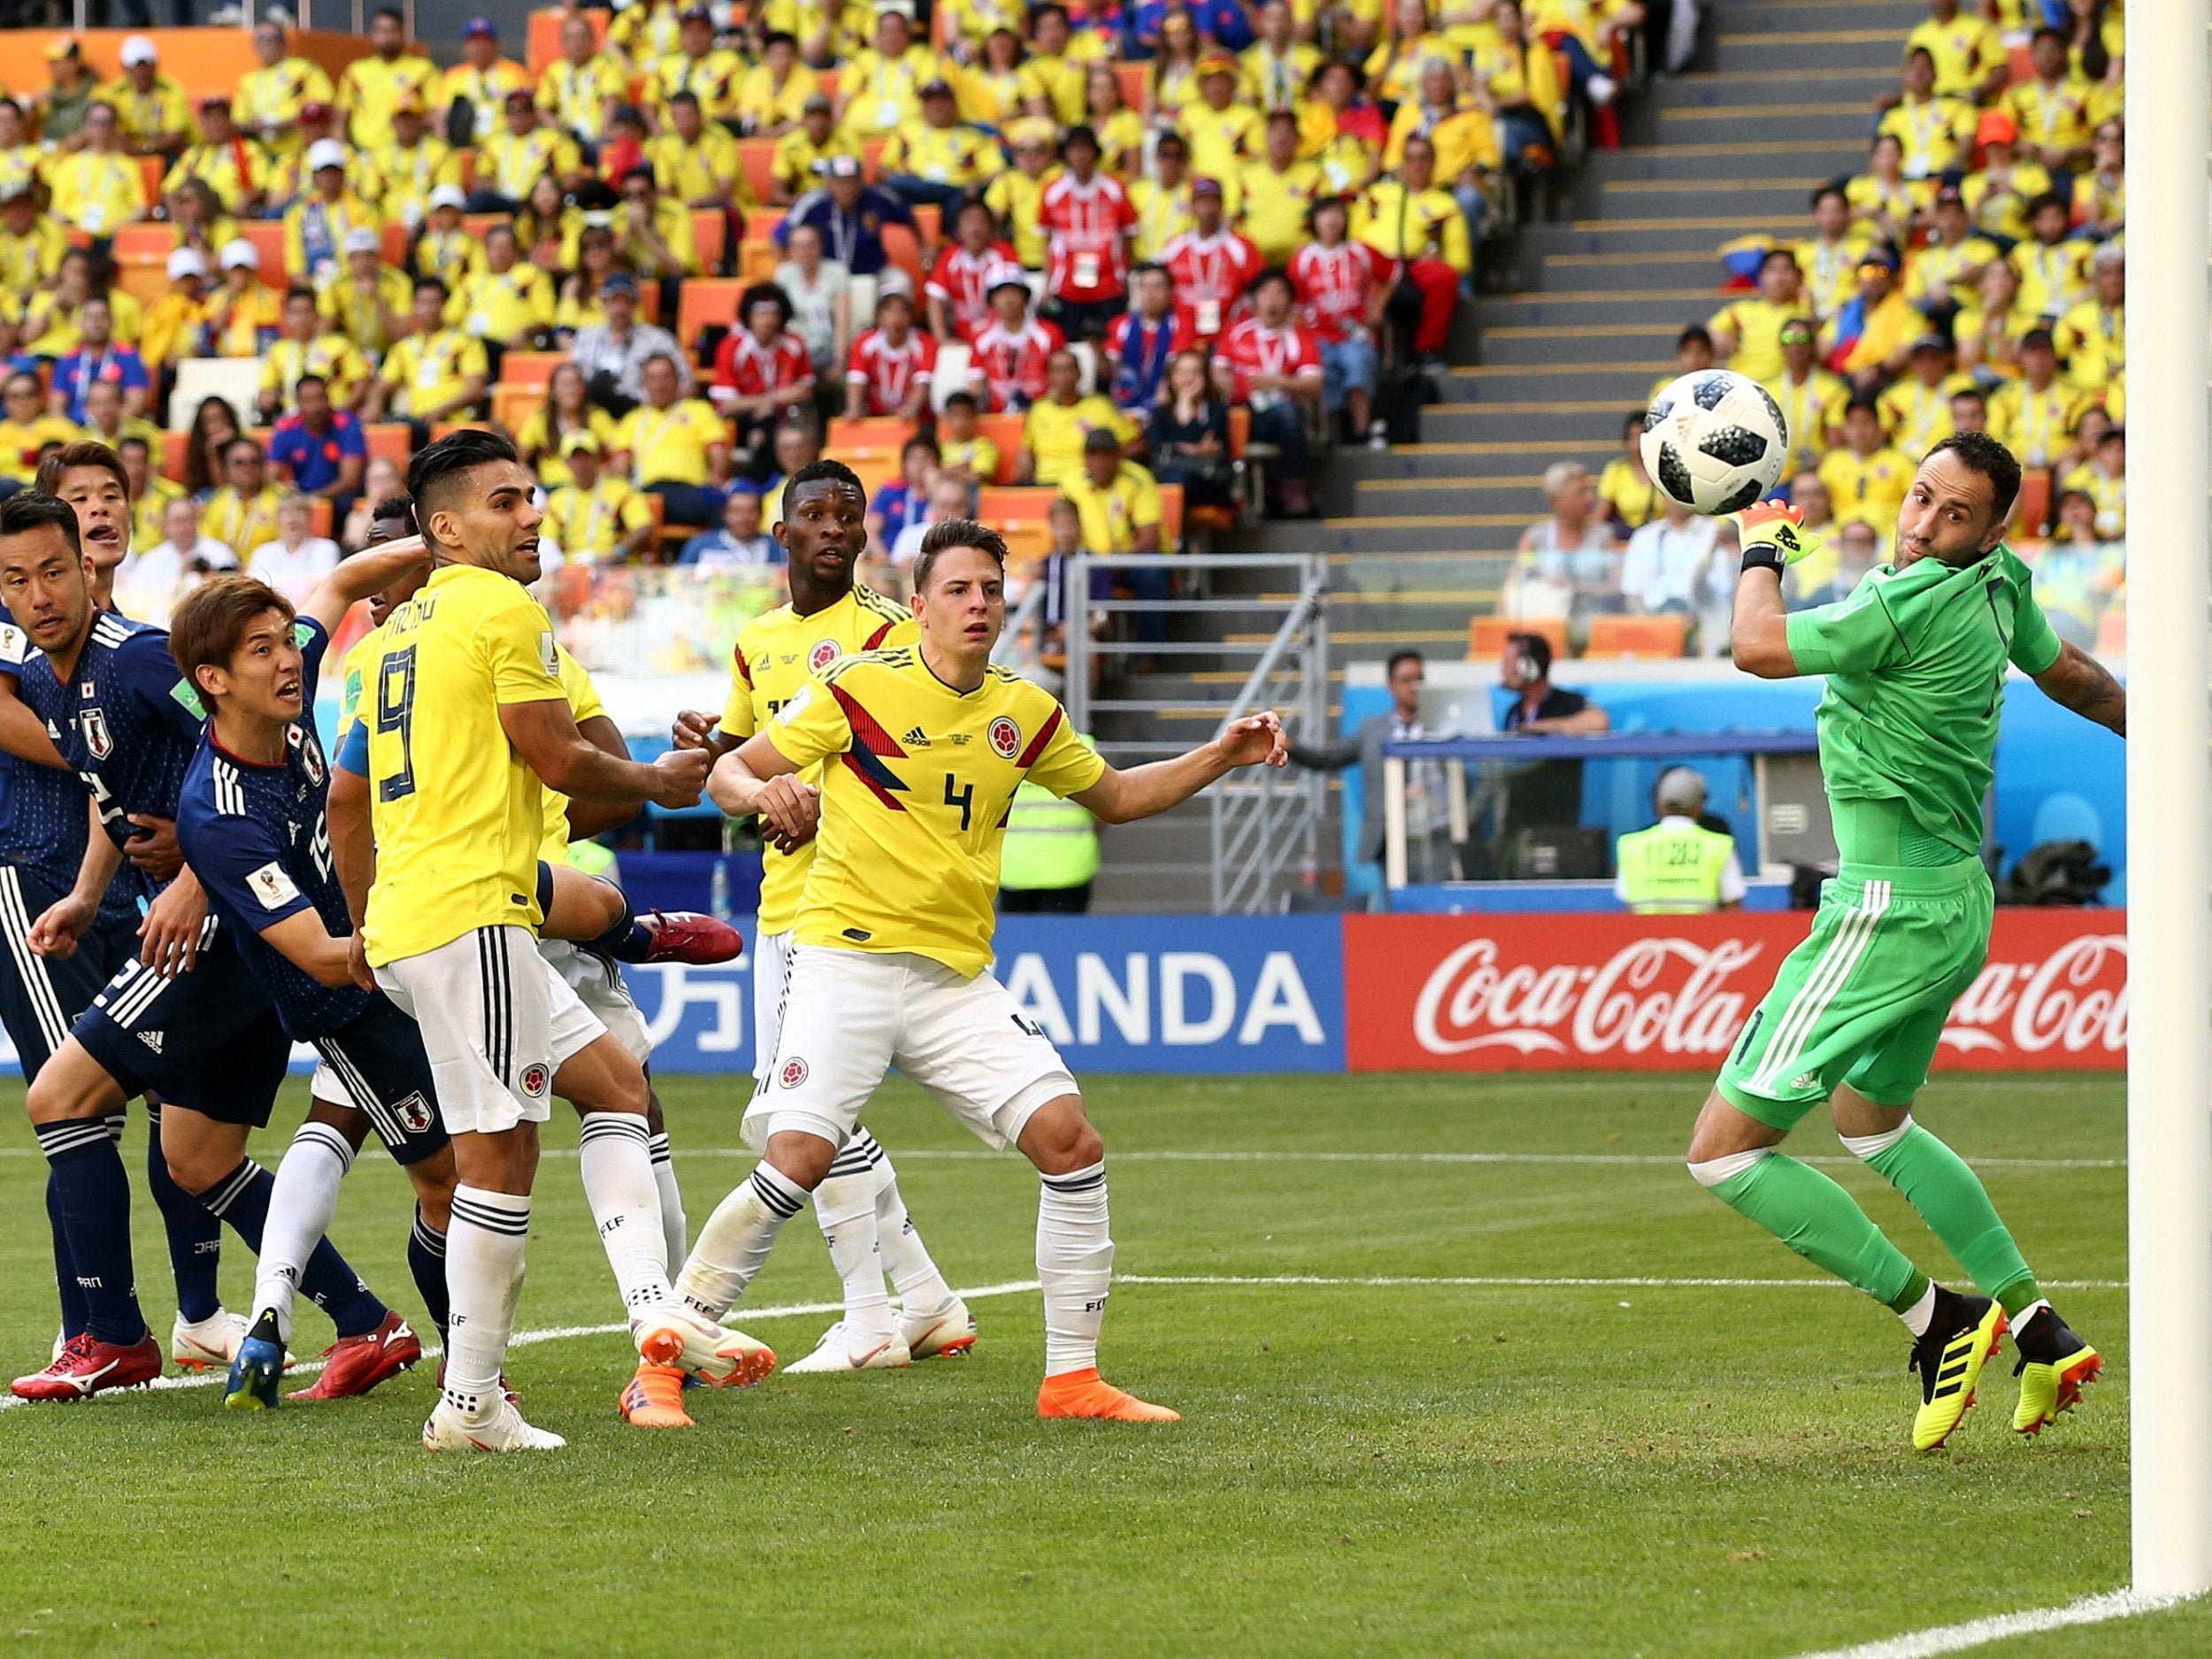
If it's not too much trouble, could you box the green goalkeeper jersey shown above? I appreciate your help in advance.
[1784,542,2062,867]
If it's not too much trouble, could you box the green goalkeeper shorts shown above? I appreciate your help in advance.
[1717,856,1993,1129]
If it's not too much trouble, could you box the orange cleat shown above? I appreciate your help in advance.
[618,1361,695,1428]
[1036,1366,1180,1423]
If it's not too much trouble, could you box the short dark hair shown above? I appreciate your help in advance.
[943,390,978,412]
[296,373,327,395]
[414,274,448,302]
[1505,630,1552,677]
[1926,430,2023,526]
[740,280,790,326]
[407,427,520,524]
[782,457,865,511]
[284,283,317,308]
[913,518,1009,593]
[1247,266,1293,302]
[372,5,403,22]
[901,434,941,463]
[0,491,82,557]
[1386,649,1424,678]
[227,436,265,464]
[36,440,128,500]
[1677,324,1712,350]
[169,575,296,698]
[1844,393,1882,419]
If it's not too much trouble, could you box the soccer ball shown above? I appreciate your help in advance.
[1640,369,1790,516]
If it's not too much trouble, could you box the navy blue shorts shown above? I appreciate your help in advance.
[312,997,450,1167]
[0,866,140,1080]
[74,920,290,1127]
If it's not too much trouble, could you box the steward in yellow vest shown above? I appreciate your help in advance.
[1613,769,1745,914]
[1000,736,1102,913]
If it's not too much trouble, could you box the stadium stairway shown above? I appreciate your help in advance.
[1091,0,1920,910]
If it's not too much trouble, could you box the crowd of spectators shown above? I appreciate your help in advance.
[1505,0,2126,655]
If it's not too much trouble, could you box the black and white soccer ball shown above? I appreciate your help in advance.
[1640,369,1790,516]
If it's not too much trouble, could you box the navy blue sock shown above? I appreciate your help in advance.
[144,1101,222,1323]
[581,883,653,962]
[47,1169,88,1340]
[36,1118,147,1347]
[409,1208,450,1343]
[201,1160,388,1340]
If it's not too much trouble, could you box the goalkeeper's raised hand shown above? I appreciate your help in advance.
[1736,501,1824,575]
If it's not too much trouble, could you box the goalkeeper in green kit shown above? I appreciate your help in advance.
[1686,432,2127,1451]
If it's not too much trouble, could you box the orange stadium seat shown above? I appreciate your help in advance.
[365,423,412,468]
[1226,406,1249,459]
[737,239,780,281]
[160,429,188,483]
[977,414,1025,483]
[527,7,605,73]
[912,203,942,250]
[500,351,566,388]
[976,486,1059,562]
[827,418,918,466]
[881,223,926,297]
[491,383,544,434]
[677,279,746,349]
[737,140,780,206]
[1158,482,1184,549]
[861,139,887,183]
[464,212,512,243]
[849,456,898,505]
[1585,615,1689,660]
[817,70,841,102]
[746,208,786,245]
[137,157,165,211]
[1115,62,1147,110]
[691,210,727,274]
[381,222,411,270]
[112,222,172,309]
[2013,468,2053,536]
[1469,616,1570,661]
[241,222,287,285]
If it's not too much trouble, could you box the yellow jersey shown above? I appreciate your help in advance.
[1127,175,1195,264]
[0,219,69,294]
[543,476,655,561]
[363,136,464,228]
[260,332,371,410]
[1816,445,1914,530]
[439,60,534,145]
[880,123,1002,191]
[1235,157,1325,265]
[448,263,557,345]
[1877,373,1971,461]
[480,127,582,205]
[2053,298,2124,393]
[772,127,862,199]
[765,649,1107,974]
[537,53,632,144]
[937,433,1002,483]
[1240,40,1323,111]
[983,167,1054,268]
[645,128,745,207]
[165,141,269,215]
[733,63,822,134]
[1708,296,1812,384]
[1181,101,1263,185]
[1016,56,1087,128]
[1875,95,1974,180]
[132,474,185,551]
[2002,75,2096,158]
[720,583,918,935]
[381,328,490,417]
[1595,455,1664,532]
[1987,378,2085,469]
[99,73,191,151]
[616,398,727,487]
[648,50,749,124]
[538,648,610,865]
[1762,367,1849,475]
[235,57,336,153]
[1903,12,2002,99]
[338,52,441,150]
[319,265,416,357]
[360,564,566,964]
[840,46,947,139]
[1058,460,1163,556]
[1024,396,1137,488]
[517,406,623,490]
[42,150,147,236]
[204,485,286,561]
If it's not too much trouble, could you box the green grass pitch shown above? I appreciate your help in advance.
[0,1070,2197,1658]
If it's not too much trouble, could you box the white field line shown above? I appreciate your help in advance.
[1782,1588,2198,1658]
[0,1272,2131,1414]
[525,1148,2125,1171]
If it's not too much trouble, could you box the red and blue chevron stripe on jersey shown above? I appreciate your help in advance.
[829,682,909,810]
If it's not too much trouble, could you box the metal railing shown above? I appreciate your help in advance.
[1063,551,1330,914]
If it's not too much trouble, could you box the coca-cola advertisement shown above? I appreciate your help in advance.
[1344,912,2126,1073]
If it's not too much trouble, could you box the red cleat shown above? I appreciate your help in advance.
[638,910,743,965]
[288,1311,421,1401]
[12,1331,163,1401]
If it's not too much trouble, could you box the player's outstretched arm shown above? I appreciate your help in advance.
[256,910,358,988]
[1072,713,1288,826]
[2033,639,2127,738]
[296,534,431,634]
[499,695,708,810]
[565,712,647,839]
[707,731,819,849]
[27,797,124,958]
[1730,503,1824,679]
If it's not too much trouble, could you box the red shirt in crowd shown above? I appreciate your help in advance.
[1038,171,1138,303]
[1161,227,1263,341]
[710,328,815,414]
[967,315,1067,411]
[1289,239,1383,343]
[925,240,1018,343]
[1213,315,1323,408]
[845,326,940,416]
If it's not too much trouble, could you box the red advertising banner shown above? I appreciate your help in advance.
[1343,910,2126,1072]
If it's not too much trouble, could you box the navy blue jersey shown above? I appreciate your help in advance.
[2,610,206,912]
[0,605,139,929]
[175,617,368,1040]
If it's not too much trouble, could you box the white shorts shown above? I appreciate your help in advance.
[374,926,604,1135]
[744,945,1077,1154]
[749,928,794,1084]
[540,938,653,1064]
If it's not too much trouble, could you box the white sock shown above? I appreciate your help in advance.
[814,1134,895,1342]
[2012,1297,2050,1333]
[1037,1161,1113,1378]
[577,1112,672,1314]
[869,1133,956,1320]
[256,1121,354,1345]
[1899,1280,1939,1338]
[446,1186,531,1418]
[678,1163,808,1321]
[649,1130,687,1279]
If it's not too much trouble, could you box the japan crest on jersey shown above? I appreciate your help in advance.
[79,707,111,760]
[810,639,840,672]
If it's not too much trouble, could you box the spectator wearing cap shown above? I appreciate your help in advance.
[441,18,532,148]
[571,270,692,408]
[538,11,631,151]
[681,487,784,570]
[1037,125,1138,341]
[1214,267,1323,518]
[282,139,379,286]
[1902,0,2007,104]
[448,223,558,367]
[50,297,149,426]
[1763,317,1847,477]
[268,373,368,513]
[1709,247,1814,384]
[881,79,1002,211]
[339,7,440,153]
[846,285,939,420]
[142,249,217,374]
[35,39,96,153]
[418,185,488,291]
[319,227,413,359]
[2010,192,2091,321]
[371,276,490,439]
[968,269,1066,411]
[1180,53,1263,186]
[644,90,743,216]
[0,180,67,295]
[260,285,372,420]
[101,35,188,160]
[2002,25,2097,173]
[1819,246,1915,392]
[477,89,581,214]
[614,350,732,529]
[362,91,462,233]
[1239,108,1328,267]
[544,432,658,564]
[1988,327,2085,469]
[1877,48,1975,181]
[735,31,823,139]
[772,95,860,205]
[713,281,817,471]
[780,156,913,279]
[2055,242,2124,394]
[47,102,146,242]
[1901,185,1996,331]
[209,239,283,358]
[1352,134,1470,373]
[1818,396,1914,530]
[984,120,1062,272]
[1878,333,1972,460]
[1127,129,1196,263]
[838,3,946,141]
[165,98,268,219]
[237,20,335,158]
[1959,111,2053,245]
[649,7,748,127]
[1161,177,1262,342]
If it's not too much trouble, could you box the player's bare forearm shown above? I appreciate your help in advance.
[2034,640,2127,737]
[500,696,706,808]
[259,910,358,987]
[1731,568,1798,678]
[69,797,124,909]
[1074,715,1287,825]
[299,534,429,632]
[707,730,803,817]
[0,673,66,768]
[565,713,644,837]
[328,763,375,927]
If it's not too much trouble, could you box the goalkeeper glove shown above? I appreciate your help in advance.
[1736,501,1824,575]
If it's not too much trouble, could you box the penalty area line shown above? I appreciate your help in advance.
[1783,1588,2198,1659]
[518,1148,2128,1171]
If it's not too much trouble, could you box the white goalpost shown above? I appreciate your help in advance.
[2125,0,2212,1601]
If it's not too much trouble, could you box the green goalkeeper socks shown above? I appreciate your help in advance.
[1848,1121,2040,1316]
[1701,1151,1926,1312]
